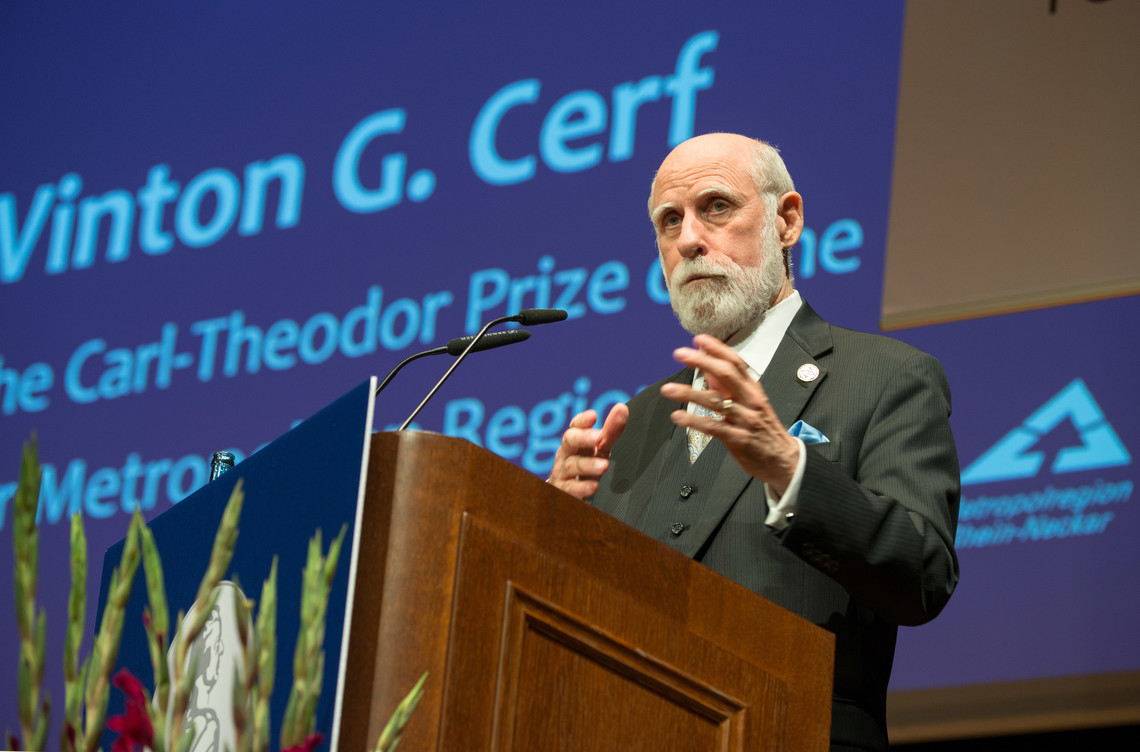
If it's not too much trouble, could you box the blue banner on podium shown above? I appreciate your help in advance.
[97,379,377,750]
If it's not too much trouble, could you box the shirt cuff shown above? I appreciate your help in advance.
[764,437,805,530]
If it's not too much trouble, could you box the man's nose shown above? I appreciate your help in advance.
[677,215,705,258]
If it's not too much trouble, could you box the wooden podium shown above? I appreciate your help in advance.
[339,431,834,752]
[100,381,833,751]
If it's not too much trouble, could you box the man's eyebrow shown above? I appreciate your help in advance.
[697,184,745,204]
[650,201,676,227]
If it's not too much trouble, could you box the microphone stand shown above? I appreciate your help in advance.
[398,308,568,430]
[399,316,507,430]
[374,347,446,397]
[374,330,531,397]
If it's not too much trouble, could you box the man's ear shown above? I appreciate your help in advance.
[776,191,804,247]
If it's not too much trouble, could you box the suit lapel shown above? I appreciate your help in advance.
[763,301,832,428]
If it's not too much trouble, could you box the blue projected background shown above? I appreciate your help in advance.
[2,0,1137,744]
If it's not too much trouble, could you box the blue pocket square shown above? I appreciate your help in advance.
[788,420,829,444]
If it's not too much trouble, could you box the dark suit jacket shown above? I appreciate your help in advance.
[590,300,960,751]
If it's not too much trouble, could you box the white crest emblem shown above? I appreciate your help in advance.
[166,581,253,752]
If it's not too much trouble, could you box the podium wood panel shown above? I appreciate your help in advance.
[338,431,832,752]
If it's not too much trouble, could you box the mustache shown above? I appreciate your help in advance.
[669,257,739,289]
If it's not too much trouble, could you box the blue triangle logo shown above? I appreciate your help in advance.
[961,379,1131,486]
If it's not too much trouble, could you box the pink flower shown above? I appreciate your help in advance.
[106,669,154,752]
[283,732,324,752]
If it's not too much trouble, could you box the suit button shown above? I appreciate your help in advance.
[670,522,686,536]
[680,485,693,499]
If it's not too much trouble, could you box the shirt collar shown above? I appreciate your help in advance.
[693,290,802,385]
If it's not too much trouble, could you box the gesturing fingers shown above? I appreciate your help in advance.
[548,405,628,499]
[660,334,764,413]
[673,335,759,401]
[660,334,798,488]
[597,402,629,456]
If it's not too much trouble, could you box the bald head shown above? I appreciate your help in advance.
[648,133,796,218]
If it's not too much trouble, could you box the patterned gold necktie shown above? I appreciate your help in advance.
[686,379,724,463]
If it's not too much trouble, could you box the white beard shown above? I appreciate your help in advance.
[666,232,786,341]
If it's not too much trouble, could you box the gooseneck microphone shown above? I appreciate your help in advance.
[397,308,568,431]
[511,308,569,326]
[373,329,531,396]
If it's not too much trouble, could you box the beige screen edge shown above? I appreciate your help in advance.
[881,0,1140,331]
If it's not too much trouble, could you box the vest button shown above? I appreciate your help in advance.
[680,485,693,498]
[670,522,686,536]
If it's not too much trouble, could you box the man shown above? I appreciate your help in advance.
[548,133,960,751]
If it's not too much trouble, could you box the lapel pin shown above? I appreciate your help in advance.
[797,363,820,383]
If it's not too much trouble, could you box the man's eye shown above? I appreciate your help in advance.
[709,200,728,212]
[663,215,681,228]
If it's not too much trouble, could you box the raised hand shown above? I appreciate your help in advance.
[660,334,799,495]
[547,403,629,498]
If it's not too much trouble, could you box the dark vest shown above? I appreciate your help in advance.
[634,423,731,554]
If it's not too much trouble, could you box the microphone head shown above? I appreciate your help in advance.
[446,328,531,356]
[514,308,569,326]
